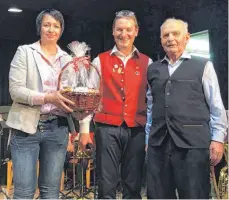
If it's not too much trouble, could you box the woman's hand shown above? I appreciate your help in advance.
[44,91,74,113]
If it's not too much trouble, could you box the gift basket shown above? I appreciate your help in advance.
[58,41,101,121]
[58,41,100,160]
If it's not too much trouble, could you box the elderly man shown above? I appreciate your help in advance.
[80,10,152,199]
[146,18,227,199]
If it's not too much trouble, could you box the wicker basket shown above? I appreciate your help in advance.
[60,90,100,120]
[61,91,100,111]
[58,57,101,119]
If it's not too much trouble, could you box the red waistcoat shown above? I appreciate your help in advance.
[94,50,149,127]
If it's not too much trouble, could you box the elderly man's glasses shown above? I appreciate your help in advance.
[115,10,135,17]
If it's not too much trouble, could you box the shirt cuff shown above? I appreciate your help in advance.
[32,93,45,105]
[79,118,91,134]
[211,131,225,144]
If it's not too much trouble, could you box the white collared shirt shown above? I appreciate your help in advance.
[90,45,152,89]
[110,45,139,66]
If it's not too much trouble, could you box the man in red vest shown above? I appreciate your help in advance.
[80,10,152,199]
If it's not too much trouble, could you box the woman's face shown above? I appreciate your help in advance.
[40,14,62,43]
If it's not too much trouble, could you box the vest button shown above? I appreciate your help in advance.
[122,97,125,101]
[121,88,124,91]
[124,113,127,115]
[166,92,170,95]
[121,80,124,82]
[165,105,168,108]
[125,104,128,107]
[168,80,171,83]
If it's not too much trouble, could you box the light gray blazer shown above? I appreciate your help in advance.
[6,42,72,134]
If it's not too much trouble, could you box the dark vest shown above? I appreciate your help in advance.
[147,57,211,148]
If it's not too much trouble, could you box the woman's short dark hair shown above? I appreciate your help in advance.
[36,9,65,37]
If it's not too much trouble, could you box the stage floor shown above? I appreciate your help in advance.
[0,185,147,199]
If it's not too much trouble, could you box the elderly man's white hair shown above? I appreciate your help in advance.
[160,18,189,35]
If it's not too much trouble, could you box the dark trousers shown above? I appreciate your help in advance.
[147,134,210,199]
[95,122,145,199]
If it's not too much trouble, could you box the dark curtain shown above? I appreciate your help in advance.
[0,39,21,106]
[0,1,228,109]
[208,28,228,110]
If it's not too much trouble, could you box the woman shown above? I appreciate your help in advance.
[6,9,90,199]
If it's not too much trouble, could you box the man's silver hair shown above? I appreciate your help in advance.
[113,10,139,29]
[160,18,189,34]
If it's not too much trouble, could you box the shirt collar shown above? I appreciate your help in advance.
[29,40,68,58]
[110,45,140,58]
[161,51,191,63]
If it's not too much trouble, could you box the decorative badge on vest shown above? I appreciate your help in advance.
[118,67,122,74]
[113,64,123,74]
[113,64,118,73]
[135,66,140,75]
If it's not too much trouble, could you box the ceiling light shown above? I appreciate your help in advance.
[8,7,23,13]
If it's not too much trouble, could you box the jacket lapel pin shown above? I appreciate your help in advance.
[118,67,122,74]
[114,64,118,69]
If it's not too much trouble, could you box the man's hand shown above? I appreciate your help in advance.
[79,133,93,150]
[145,145,148,152]
[209,141,224,166]
[44,91,75,113]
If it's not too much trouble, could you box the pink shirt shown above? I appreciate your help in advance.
[32,41,68,115]
[31,41,91,133]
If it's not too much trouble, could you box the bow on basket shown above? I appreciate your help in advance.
[57,41,101,120]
